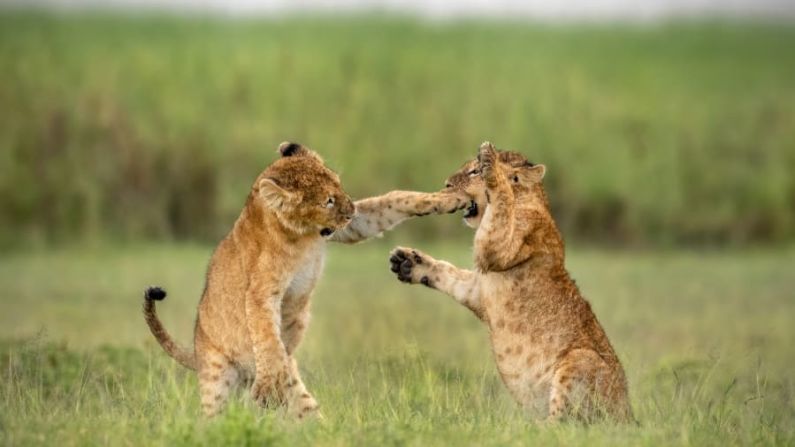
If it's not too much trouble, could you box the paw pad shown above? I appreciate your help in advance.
[389,249,422,283]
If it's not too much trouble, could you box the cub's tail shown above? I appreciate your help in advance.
[143,286,197,371]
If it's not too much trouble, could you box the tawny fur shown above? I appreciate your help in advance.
[143,142,467,419]
[389,142,633,423]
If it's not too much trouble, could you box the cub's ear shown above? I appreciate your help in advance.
[512,164,546,184]
[276,141,324,163]
[277,141,307,157]
[258,178,301,210]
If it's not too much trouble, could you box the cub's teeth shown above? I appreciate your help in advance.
[464,200,479,218]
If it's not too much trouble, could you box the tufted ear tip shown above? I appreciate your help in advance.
[511,163,547,185]
[277,141,303,157]
[525,164,546,182]
[534,164,546,180]
[276,141,325,164]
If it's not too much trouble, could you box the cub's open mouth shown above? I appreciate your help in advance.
[463,200,479,219]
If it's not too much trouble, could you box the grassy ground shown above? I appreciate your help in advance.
[1,240,793,445]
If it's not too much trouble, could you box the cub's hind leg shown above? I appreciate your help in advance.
[196,342,240,417]
[546,349,616,423]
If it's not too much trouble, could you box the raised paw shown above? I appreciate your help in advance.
[411,192,469,216]
[435,191,470,214]
[389,247,433,287]
[477,141,499,184]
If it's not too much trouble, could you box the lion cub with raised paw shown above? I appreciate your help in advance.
[389,142,633,423]
[144,142,468,419]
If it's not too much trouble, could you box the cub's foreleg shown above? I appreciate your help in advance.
[245,273,318,419]
[331,191,468,243]
[281,293,311,356]
[389,247,484,321]
[279,293,321,419]
[475,142,523,271]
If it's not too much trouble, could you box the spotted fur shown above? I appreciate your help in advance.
[390,142,633,423]
[143,142,468,419]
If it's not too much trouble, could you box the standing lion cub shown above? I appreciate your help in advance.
[389,142,633,423]
[143,142,467,419]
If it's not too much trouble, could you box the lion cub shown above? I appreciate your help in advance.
[144,142,467,419]
[389,142,633,423]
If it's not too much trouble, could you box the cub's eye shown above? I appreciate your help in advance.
[467,169,481,177]
[324,197,335,208]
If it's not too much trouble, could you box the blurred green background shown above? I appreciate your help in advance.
[2,14,794,249]
[1,10,795,446]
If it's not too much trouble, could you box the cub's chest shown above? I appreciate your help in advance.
[479,273,523,312]
[285,243,326,299]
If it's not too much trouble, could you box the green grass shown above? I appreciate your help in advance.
[1,241,793,445]
[1,14,794,247]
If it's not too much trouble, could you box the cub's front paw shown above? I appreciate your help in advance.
[411,192,469,216]
[434,191,470,215]
[288,392,321,421]
[478,141,499,184]
[251,381,273,408]
[251,375,285,408]
[389,247,433,287]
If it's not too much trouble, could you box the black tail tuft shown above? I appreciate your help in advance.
[145,286,167,301]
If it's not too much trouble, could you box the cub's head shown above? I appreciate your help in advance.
[255,142,355,237]
[443,145,546,229]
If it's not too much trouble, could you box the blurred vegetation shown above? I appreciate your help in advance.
[1,13,794,248]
